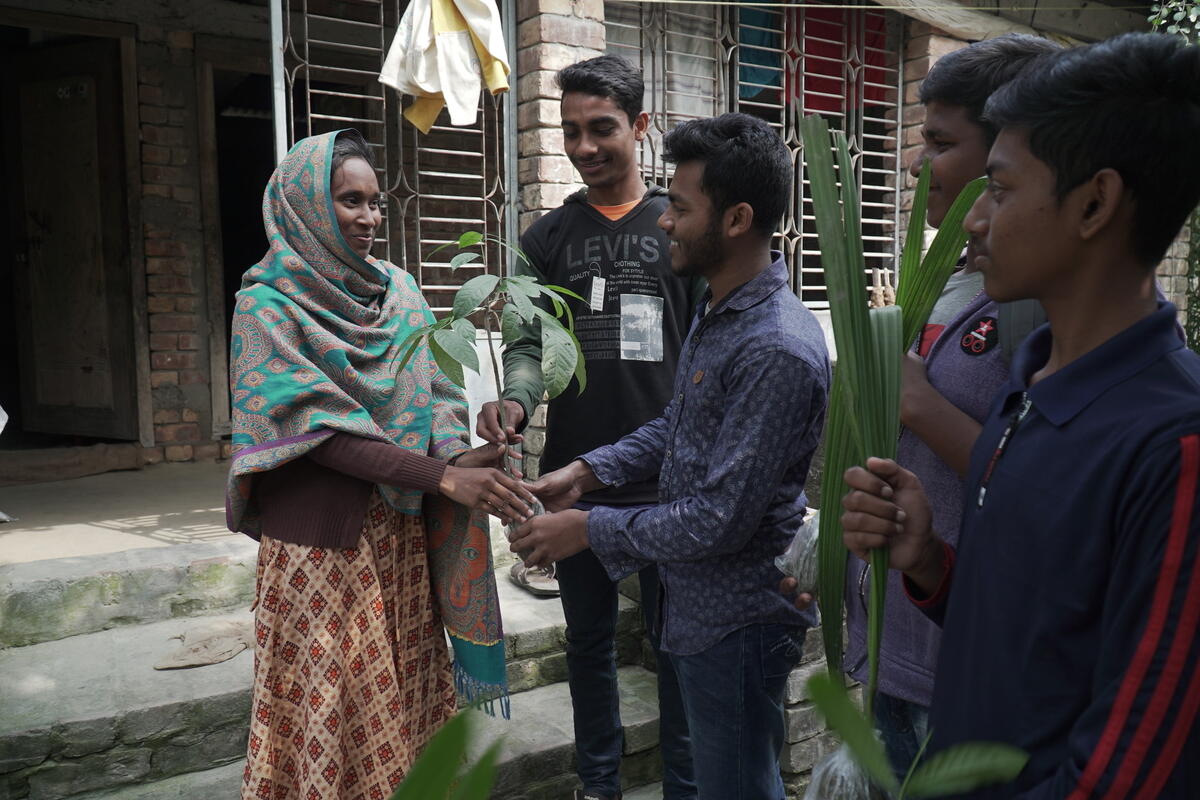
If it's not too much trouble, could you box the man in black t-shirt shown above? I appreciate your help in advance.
[476,55,701,800]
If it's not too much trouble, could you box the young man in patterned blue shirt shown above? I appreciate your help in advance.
[511,112,831,800]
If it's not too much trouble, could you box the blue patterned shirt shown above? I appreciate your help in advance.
[582,253,830,655]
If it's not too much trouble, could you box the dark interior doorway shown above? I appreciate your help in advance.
[0,24,137,450]
[213,71,273,339]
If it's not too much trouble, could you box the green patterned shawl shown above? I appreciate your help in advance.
[226,131,507,714]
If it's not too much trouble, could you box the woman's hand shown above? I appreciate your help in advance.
[452,442,523,478]
[439,464,535,524]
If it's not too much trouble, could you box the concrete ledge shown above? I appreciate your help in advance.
[0,610,253,799]
[0,539,258,647]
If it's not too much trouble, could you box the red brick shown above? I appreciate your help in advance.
[147,275,193,294]
[149,333,178,350]
[143,183,171,199]
[142,125,184,147]
[138,85,164,106]
[144,223,172,238]
[151,351,197,370]
[149,313,197,332]
[155,422,201,443]
[174,296,198,312]
[153,409,181,424]
[194,443,220,461]
[141,446,165,465]
[168,109,186,126]
[145,239,186,258]
[179,369,208,386]
[170,259,193,276]
[140,104,168,125]
[167,31,194,49]
[142,165,188,186]
[147,295,174,313]
[146,257,176,275]
[177,333,200,350]
[142,144,170,165]
[164,445,194,462]
[182,408,199,423]
[150,370,178,387]
[169,147,190,166]
[172,186,196,203]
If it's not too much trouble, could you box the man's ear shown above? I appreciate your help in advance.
[633,111,650,142]
[1075,167,1126,242]
[725,202,755,239]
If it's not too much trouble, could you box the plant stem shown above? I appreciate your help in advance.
[481,300,513,478]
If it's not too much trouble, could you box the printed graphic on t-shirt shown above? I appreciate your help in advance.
[960,316,998,356]
[918,323,945,357]
[563,232,666,362]
[620,294,664,362]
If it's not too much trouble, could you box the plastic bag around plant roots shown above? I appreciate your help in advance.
[774,510,820,595]
[804,743,887,800]
[506,493,548,572]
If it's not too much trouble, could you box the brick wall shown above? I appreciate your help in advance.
[136,27,223,465]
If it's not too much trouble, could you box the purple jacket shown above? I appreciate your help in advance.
[844,289,1011,706]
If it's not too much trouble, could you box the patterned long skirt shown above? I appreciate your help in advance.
[242,491,456,800]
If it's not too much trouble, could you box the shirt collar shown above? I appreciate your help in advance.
[700,251,789,319]
[1005,301,1184,426]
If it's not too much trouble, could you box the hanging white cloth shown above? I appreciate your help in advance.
[379,0,510,134]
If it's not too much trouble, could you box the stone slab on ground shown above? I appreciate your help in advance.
[471,665,661,799]
[0,610,253,799]
[0,461,232,565]
[74,760,243,799]
[625,781,663,799]
[0,538,258,647]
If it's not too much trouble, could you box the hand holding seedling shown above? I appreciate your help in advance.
[530,459,603,512]
[841,457,945,596]
[509,509,590,569]
[476,400,526,445]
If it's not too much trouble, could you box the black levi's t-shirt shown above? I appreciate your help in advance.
[519,187,701,505]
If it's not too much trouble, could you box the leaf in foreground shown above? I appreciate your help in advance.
[902,741,1029,798]
[388,711,469,799]
[806,673,899,795]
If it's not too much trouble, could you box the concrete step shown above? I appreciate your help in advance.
[473,664,663,800]
[71,761,244,799]
[0,610,252,800]
[0,569,647,799]
[0,539,258,648]
[68,667,665,800]
[626,782,664,799]
[496,565,645,694]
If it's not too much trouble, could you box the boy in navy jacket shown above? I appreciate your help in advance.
[841,33,1200,797]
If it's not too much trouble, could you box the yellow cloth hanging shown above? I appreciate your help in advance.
[379,0,510,134]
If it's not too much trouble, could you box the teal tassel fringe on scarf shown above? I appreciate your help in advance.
[226,130,509,716]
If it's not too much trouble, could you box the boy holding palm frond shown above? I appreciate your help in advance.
[841,33,1200,797]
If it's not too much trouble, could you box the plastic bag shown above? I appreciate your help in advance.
[804,744,883,800]
[775,510,820,595]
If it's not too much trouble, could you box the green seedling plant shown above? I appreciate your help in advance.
[398,231,587,469]
[799,113,1025,798]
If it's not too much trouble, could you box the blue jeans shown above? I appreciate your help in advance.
[556,547,695,798]
[669,624,806,800]
[874,691,930,785]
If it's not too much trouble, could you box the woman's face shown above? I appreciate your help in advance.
[330,156,382,257]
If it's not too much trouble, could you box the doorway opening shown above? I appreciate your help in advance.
[0,23,139,453]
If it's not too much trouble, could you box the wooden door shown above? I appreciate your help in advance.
[8,39,137,439]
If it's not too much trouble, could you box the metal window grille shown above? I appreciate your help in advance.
[606,1,904,308]
[278,0,511,313]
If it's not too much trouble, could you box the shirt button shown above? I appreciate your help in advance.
[677,393,684,402]
[665,449,673,459]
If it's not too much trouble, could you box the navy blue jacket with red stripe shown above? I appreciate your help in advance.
[913,302,1200,798]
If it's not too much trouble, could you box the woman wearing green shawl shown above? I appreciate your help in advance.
[227,130,531,800]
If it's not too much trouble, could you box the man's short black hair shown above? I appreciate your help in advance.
[662,113,791,238]
[984,32,1200,267]
[918,34,1062,144]
[556,55,643,123]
